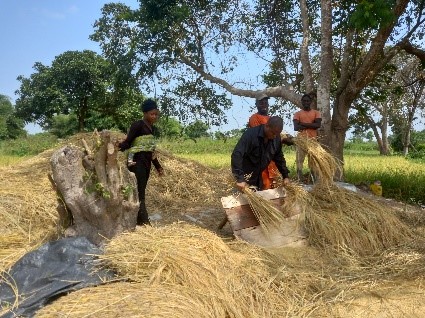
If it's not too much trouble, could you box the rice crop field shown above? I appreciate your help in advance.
[0,155,28,167]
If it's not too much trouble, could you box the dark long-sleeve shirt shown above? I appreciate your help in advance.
[119,119,162,171]
[231,124,289,189]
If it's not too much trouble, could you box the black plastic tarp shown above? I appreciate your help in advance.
[0,236,115,318]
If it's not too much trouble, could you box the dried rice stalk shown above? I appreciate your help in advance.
[242,187,286,234]
[305,184,415,256]
[36,282,228,318]
[99,222,291,317]
[0,151,59,273]
[294,135,341,185]
[279,182,309,218]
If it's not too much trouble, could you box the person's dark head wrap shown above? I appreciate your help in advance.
[141,99,158,113]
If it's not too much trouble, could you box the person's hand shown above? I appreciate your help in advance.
[236,181,247,192]
[157,168,164,177]
[281,135,294,146]
[282,178,290,186]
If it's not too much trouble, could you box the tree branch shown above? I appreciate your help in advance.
[178,56,301,105]
[299,0,314,92]
[398,40,425,62]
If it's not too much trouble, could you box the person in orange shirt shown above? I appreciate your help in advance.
[248,93,277,189]
[293,94,322,181]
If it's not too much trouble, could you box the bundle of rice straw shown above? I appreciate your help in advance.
[293,135,341,184]
[0,151,59,273]
[98,222,289,317]
[242,187,286,234]
[36,282,228,318]
[279,182,309,218]
[305,184,415,256]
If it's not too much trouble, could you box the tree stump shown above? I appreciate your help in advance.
[50,130,139,245]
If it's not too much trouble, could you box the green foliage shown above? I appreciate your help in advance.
[91,0,239,125]
[390,129,425,153]
[156,116,183,138]
[159,136,238,155]
[83,171,111,199]
[121,184,134,200]
[184,120,210,139]
[349,0,396,30]
[45,114,79,138]
[15,50,144,133]
[0,94,26,140]
[0,133,58,156]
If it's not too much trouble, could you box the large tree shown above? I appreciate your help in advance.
[15,50,142,132]
[389,54,425,155]
[91,0,425,173]
[0,94,26,140]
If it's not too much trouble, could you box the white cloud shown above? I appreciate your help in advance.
[39,8,66,20]
[67,5,79,14]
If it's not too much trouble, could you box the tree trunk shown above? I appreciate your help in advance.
[77,97,88,132]
[402,129,411,156]
[317,0,333,148]
[50,130,139,245]
[380,116,390,155]
[329,90,355,180]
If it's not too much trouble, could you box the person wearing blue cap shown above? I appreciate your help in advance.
[119,98,164,226]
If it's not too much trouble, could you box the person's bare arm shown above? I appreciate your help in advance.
[295,118,322,130]
[293,119,304,131]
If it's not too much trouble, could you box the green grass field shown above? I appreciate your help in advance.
[1,135,424,206]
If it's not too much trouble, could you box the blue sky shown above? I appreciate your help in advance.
[0,0,264,134]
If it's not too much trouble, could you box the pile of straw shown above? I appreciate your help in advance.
[97,222,300,317]
[147,150,229,213]
[0,151,59,273]
[305,184,415,256]
[39,223,331,317]
[37,282,229,318]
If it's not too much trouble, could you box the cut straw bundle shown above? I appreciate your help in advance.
[294,135,341,184]
[305,184,415,256]
[0,152,59,273]
[242,187,286,234]
[98,222,290,317]
[36,282,227,318]
[279,182,309,218]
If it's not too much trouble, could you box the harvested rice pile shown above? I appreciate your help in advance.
[99,223,287,317]
[147,150,229,213]
[39,223,325,317]
[290,136,417,256]
[37,282,230,318]
[305,184,415,256]
[0,150,60,272]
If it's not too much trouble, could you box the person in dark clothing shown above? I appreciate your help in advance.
[231,116,290,191]
[118,98,164,226]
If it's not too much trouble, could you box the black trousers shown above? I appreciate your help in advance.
[132,161,151,225]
